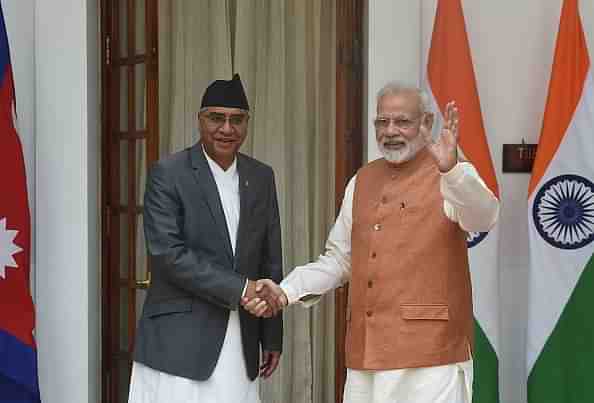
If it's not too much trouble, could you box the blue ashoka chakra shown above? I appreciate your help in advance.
[532,174,594,250]
[467,231,488,248]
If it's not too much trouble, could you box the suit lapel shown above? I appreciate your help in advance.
[234,154,253,273]
[189,143,234,262]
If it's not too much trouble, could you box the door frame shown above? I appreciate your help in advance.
[335,1,365,402]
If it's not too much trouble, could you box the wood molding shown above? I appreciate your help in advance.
[335,1,364,402]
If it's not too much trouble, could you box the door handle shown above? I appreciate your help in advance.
[135,271,151,289]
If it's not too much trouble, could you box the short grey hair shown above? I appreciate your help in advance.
[376,81,430,114]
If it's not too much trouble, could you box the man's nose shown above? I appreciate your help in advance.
[219,119,234,133]
[385,122,402,135]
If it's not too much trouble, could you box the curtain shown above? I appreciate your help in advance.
[158,1,336,401]
[159,0,234,155]
[234,2,336,402]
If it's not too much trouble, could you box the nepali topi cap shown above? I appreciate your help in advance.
[200,73,249,111]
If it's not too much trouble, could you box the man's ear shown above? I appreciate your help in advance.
[422,112,434,131]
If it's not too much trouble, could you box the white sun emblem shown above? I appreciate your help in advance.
[0,217,23,279]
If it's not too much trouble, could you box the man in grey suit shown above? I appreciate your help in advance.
[128,74,283,403]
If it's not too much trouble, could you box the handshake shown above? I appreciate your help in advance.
[240,279,288,318]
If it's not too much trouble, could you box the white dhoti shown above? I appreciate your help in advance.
[343,360,473,403]
[127,311,260,403]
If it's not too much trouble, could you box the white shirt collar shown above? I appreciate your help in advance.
[202,145,238,179]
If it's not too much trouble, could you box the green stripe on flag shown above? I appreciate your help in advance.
[528,254,594,403]
[473,319,499,403]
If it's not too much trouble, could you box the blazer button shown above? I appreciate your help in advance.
[373,223,382,231]
[368,280,373,288]
[366,310,373,317]
[371,252,377,258]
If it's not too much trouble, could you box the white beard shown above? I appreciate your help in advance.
[379,135,425,164]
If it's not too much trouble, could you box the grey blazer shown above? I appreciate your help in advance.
[133,142,283,382]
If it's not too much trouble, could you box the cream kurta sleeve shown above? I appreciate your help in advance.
[281,161,500,307]
[440,161,500,232]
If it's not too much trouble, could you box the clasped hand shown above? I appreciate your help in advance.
[240,279,288,318]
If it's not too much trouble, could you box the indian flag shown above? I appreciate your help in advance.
[527,0,594,402]
[424,1,500,402]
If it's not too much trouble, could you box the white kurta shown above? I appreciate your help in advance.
[280,161,499,403]
[128,150,260,403]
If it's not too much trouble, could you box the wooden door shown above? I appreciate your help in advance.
[100,1,159,402]
[335,1,364,402]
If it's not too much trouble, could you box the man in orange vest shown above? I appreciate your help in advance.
[244,82,499,403]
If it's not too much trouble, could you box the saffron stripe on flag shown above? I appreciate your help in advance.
[528,0,590,197]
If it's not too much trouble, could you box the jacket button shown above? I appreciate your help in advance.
[371,252,377,258]
[368,280,373,288]
[366,310,373,317]
[373,223,381,231]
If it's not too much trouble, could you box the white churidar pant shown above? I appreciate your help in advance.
[343,360,473,403]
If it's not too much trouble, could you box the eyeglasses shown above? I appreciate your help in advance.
[373,116,420,130]
[202,112,248,129]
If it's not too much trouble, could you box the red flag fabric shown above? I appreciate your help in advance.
[0,5,41,401]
